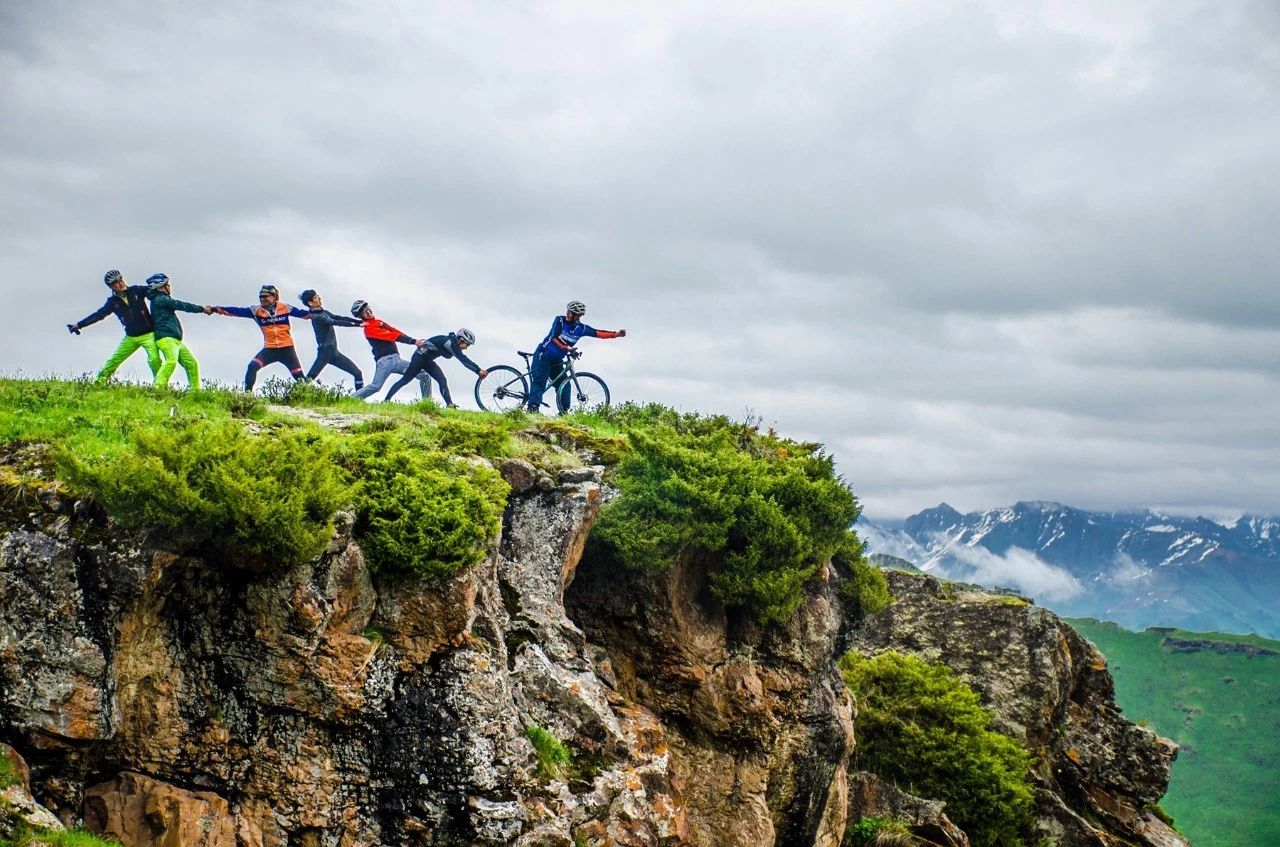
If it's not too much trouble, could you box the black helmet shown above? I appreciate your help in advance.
[350,299,370,317]
[104,269,123,285]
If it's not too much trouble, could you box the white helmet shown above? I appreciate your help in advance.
[456,328,476,345]
[566,300,587,316]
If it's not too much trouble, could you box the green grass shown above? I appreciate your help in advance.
[1069,618,1280,847]
[0,752,20,789]
[845,816,912,847]
[524,724,571,781]
[0,829,121,847]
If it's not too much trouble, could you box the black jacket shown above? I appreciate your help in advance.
[75,286,155,336]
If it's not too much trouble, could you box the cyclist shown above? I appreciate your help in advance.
[144,273,213,389]
[350,300,431,399]
[213,285,311,390]
[383,329,489,406]
[67,269,162,383]
[524,300,625,413]
[299,288,365,390]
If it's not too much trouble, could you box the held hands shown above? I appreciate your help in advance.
[202,306,214,315]
[414,338,427,348]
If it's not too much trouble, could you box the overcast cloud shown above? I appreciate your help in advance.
[2,0,1278,518]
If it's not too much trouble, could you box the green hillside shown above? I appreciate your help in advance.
[1070,618,1280,847]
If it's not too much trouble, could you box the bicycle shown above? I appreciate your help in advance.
[474,349,610,413]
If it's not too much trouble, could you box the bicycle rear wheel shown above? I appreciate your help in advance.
[475,366,528,412]
[563,371,610,411]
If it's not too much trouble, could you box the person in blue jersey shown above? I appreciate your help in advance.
[67,269,162,382]
[383,328,489,406]
[213,285,312,390]
[299,289,365,390]
[524,300,625,413]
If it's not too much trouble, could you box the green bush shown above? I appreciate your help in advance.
[60,419,350,570]
[841,650,1036,847]
[588,413,859,624]
[525,724,571,780]
[834,532,890,618]
[256,377,349,407]
[846,816,912,847]
[341,434,508,579]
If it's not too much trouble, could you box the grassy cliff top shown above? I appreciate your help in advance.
[0,378,865,625]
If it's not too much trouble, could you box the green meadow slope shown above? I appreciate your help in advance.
[1070,618,1280,847]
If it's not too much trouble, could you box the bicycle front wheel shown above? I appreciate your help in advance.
[475,366,529,412]
[564,371,610,411]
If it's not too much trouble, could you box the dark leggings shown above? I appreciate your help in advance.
[305,345,364,388]
[526,353,569,412]
[384,351,452,404]
[244,346,304,390]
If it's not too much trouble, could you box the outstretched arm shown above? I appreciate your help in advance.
[288,305,311,319]
[450,343,485,376]
[71,298,116,332]
[165,295,207,314]
[585,324,626,339]
[214,305,256,318]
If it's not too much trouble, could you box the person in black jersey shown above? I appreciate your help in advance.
[299,289,365,390]
[383,329,488,406]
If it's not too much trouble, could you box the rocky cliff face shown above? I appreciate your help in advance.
[848,570,1188,847]
[0,444,1187,846]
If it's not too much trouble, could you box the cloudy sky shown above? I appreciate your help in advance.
[2,0,1277,519]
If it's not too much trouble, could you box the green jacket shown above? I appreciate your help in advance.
[147,292,205,341]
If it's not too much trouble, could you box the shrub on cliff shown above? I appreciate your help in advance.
[60,419,348,569]
[840,650,1036,847]
[588,407,860,624]
[833,531,890,618]
[339,434,508,579]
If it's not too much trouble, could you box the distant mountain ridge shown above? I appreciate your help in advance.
[860,501,1280,637]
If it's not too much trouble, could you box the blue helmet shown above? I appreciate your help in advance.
[103,269,123,285]
[146,273,169,290]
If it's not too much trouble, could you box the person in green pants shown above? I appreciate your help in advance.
[144,273,214,388]
[67,270,162,382]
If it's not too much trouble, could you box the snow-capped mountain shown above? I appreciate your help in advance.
[859,502,1280,638]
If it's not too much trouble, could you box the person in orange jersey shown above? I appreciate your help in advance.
[214,285,312,391]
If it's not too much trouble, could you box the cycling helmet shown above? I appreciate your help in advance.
[350,299,370,317]
[299,289,318,304]
[145,273,170,290]
[456,328,476,346]
[566,300,587,316]
[103,269,123,285]
[258,284,279,298]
